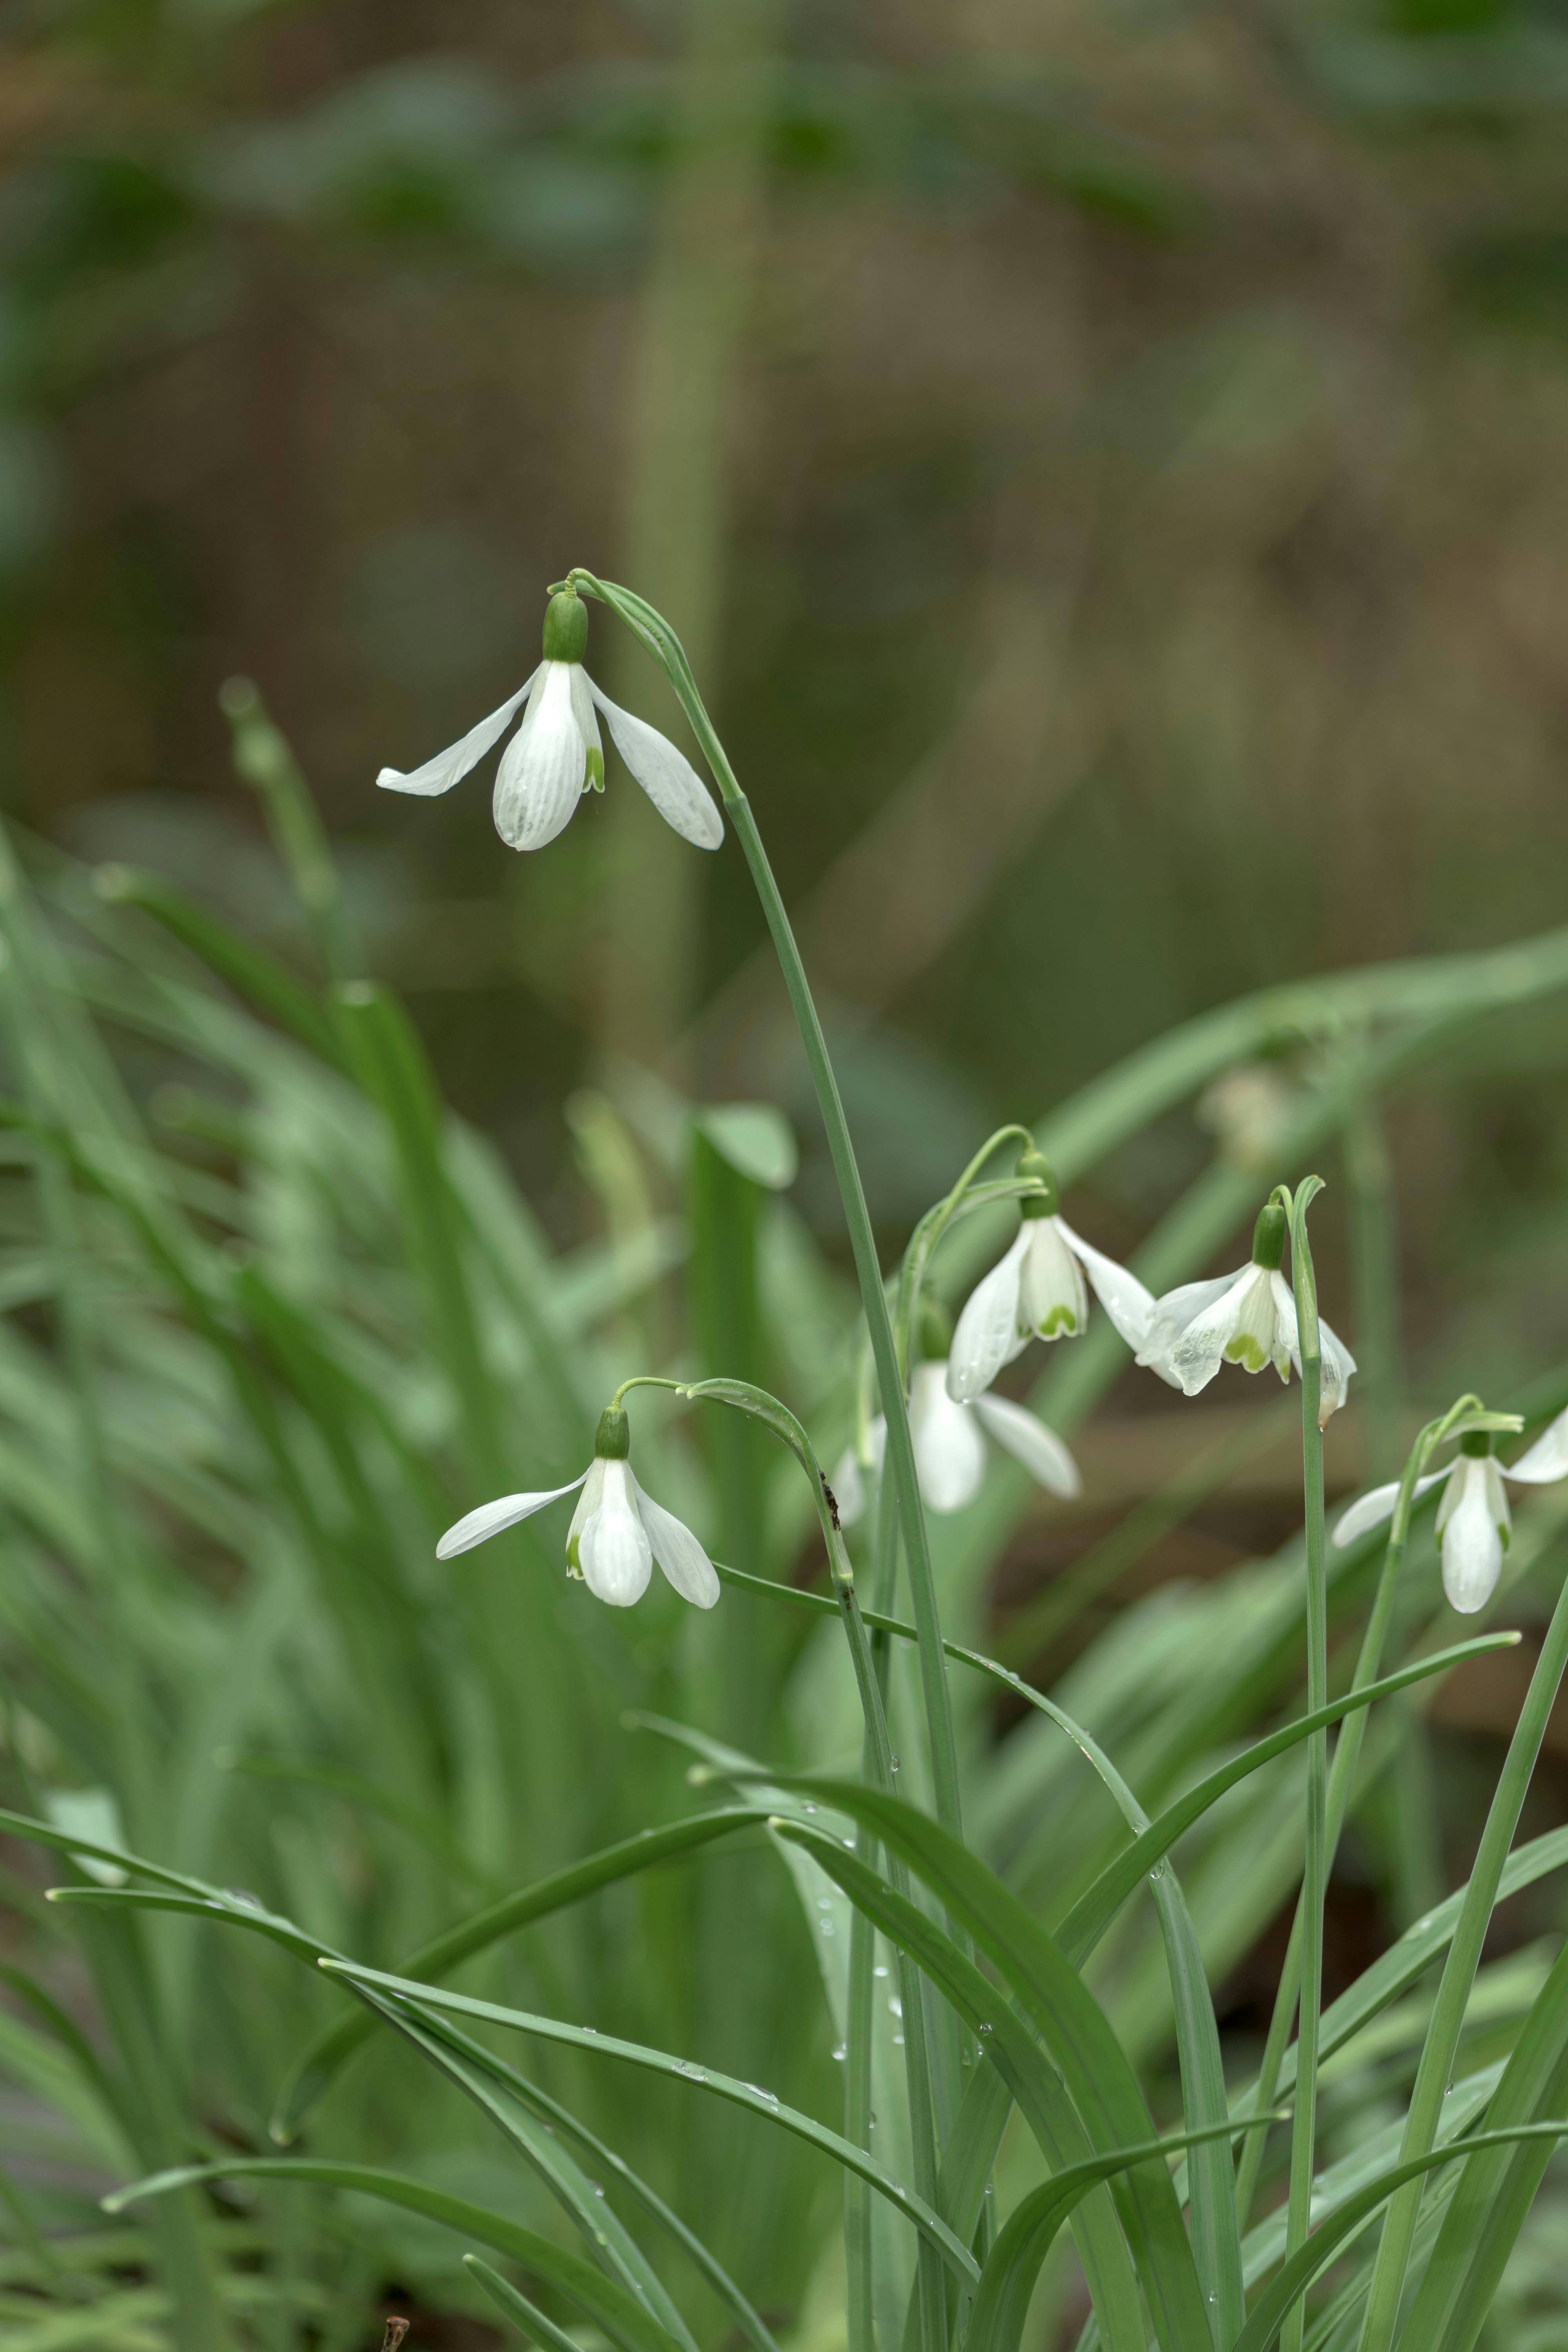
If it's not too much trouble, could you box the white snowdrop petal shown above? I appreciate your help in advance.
[493,661,585,850]
[578,1461,653,1606]
[1165,1270,1254,1396]
[971,1393,1082,1499]
[1439,1462,1505,1614]
[1136,1273,1241,1372]
[436,1472,588,1559]
[831,1447,868,1529]
[909,1362,986,1514]
[1314,1318,1358,1426]
[590,684,724,848]
[947,1230,1029,1402]
[1265,1272,1299,1378]
[1504,1406,1568,1485]
[1055,1218,1157,1354]
[377,670,539,797]
[633,1476,720,1608]
[1332,1469,1446,1549]
[1018,1219,1088,1341]
[570,664,604,786]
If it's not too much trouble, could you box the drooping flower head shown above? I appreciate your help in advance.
[377,588,725,855]
[1136,1197,1356,1426]
[947,1147,1156,1403]
[437,1405,719,1610]
[837,1300,1081,1525]
[1333,1409,1568,1614]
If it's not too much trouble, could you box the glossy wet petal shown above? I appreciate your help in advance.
[947,1229,1029,1402]
[377,670,539,797]
[437,1471,588,1560]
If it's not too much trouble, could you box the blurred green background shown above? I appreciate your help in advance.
[8,0,1568,1273]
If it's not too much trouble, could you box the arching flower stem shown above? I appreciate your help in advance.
[561,569,967,1858]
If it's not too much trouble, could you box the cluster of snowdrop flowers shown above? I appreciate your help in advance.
[1334,1409,1568,1613]
[377,588,725,855]
[436,1406,719,1612]
[837,1300,1081,1524]
[942,1156,1355,1434]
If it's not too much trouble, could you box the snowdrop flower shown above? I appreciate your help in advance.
[947,1148,1157,1403]
[836,1313,1080,1525]
[1136,1199,1356,1426]
[436,1407,719,1610]
[377,588,724,855]
[1333,1414,1568,1613]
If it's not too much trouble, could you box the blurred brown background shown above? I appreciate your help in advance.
[5,0,1568,1369]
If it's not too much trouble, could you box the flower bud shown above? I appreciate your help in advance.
[1250,1200,1287,1271]
[1017,1145,1059,1221]
[593,1405,631,1461]
[542,590,588,665]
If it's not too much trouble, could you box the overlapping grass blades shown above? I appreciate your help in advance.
[3,742,1568,2350]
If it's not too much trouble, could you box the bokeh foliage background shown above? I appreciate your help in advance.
[4,0,1568,2344]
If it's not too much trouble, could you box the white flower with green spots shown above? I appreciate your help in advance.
[1333,1412,1568,1613]
[1136,1199,1356,1425]
[946,1149,1156,1403]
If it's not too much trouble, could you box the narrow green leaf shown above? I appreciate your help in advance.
[1056,1634,1519,1968]
[1399,1936,1568,2350]
[771,1817,1194,2352]
[1228,2126,1568,2352]
[967,2118,1282,2352]
[105,2159,676,2352]
[466,2252,603,2352]
[271,1806,762,2139]
[89,867,341,1063]
[316,1958,981,2290]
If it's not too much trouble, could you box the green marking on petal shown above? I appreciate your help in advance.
[585,745,605,792]
[1038,1306,1079,1338]
[1225,1334,1270,1372]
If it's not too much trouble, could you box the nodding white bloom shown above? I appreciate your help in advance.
[947,1148,1156,1403]
[1136,1200,1356,1427]
[436,1406,719,1611]
[1332,1412,1568,1614]
[377,589,724,855]
[835,1348,1081,1527]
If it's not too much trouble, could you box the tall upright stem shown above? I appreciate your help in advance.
[725,791,964,1837]
[1281,1181,1327,2352]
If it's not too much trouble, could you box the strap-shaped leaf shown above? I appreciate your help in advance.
[1399,1936,1568,2349]
[1055,1633,1519,1967]
[352,1986,697,2352]
[1227,2125,1568,2352]
[105,2158,679,2352]
[1230,1822,1568,2119]
[272,1806,762,2138]
[466,2252,595,2352]
[392,2000,782,2352]
[966,2118,1279,2352]
[316,1956,981,2291]
[770,1817,1207,2352]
